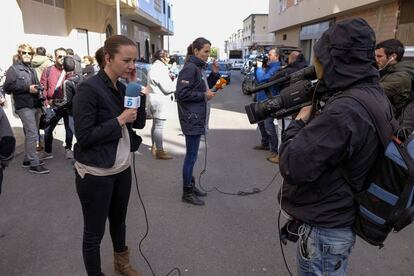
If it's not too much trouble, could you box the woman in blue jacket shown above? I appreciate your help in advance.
[176,37,220,206]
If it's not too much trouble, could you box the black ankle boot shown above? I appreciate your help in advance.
[182,186,205,206]
[191,176,207,197]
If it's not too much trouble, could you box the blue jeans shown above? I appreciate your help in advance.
[182,135,201,187]
[297,225,356,276]
[258,120,269,147]
[151,118,165,150]
[264,117,278,154]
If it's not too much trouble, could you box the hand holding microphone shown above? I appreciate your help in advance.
[118,82,141,126]
[211,78,227,92]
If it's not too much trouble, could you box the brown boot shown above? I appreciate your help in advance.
[151,144,157,156]
[266,153,279,164]
[114,248,141,276]
[156,149,173,160]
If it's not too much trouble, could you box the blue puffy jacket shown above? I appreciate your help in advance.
[176,56,220,135]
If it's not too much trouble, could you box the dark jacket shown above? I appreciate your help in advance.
[273,54,308,82]
[379,61,414,117]
[0,106,15,194]
[279,18,393,228]
[54,72,84,114]
[82,64,95,79]
[176,55,220,135]
[3,61,41,110]
[72,70,145,168]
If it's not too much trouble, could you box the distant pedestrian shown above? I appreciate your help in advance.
[82,55,95,78]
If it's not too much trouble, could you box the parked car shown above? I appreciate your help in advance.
[232,60,244,70]
[135,62,152,86]
[206,62,232,84]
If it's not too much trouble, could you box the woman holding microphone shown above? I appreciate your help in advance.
[73,35,144,276]
[176,37,220,206]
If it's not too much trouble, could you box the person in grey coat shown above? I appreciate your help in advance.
[147,49,176,159]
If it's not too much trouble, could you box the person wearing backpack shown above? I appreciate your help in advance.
[278,18,394,275]
[375,39,414,132]
[55,56,84,135]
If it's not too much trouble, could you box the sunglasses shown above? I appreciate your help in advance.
[57,55,66,59]
[20,51,34,56]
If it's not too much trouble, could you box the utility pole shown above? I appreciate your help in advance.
[116,0,121,35]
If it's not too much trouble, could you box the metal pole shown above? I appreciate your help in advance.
[116,0,121,35]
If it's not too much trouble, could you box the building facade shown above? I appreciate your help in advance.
[225,14,276,59]
[268,0,414,62]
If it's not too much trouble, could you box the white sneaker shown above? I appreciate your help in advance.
[65,149,74,159]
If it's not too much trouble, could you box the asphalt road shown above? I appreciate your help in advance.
[1,71,413,276]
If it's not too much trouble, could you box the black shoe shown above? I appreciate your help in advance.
[29,164,50,174]
[182,186,205,206]
[191,176,207,197]
[22,160,45,168]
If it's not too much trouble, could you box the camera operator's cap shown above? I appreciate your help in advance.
[313,18,378,91]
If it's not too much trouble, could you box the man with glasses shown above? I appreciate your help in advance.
[3,43,49,174]
[40,47,74,160]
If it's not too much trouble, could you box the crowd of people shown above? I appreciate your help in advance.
[1,16,414,276]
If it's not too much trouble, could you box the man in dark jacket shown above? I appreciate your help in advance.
[375,39,414,131]
[279,18,393,275]
[3,43,49,174]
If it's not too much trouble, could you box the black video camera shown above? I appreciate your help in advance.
[244,66,333,124]
[252,53,269,68]
[35,85,46,101]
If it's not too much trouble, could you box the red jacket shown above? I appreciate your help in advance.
[40,64,64,105]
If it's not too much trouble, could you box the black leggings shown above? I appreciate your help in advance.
[75,167,132,276]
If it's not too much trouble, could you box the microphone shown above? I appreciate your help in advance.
[211,78,227,92]
[124,82,141,108]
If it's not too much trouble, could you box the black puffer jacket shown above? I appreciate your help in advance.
[176,55,219,135]
[279,18,393,228]
[3,61,41,110]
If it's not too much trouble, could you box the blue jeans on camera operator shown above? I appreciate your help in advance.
[264,117,278,154]
[297,224,355,276]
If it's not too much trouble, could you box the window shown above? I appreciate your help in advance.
[163,0,166,14]
[32,0,64,8]
[55,0,64,8]
[283,34,287,40]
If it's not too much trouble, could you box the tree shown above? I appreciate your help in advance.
[210,47,218,59]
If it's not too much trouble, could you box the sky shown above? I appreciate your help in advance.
[167,0,269,54]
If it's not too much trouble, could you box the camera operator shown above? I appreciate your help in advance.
[3,43,49,174]
[278,18,393,275]
[254,48,282,163]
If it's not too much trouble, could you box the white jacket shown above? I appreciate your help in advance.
[147,60,176,119]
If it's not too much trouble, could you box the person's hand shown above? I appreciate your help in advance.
[295,105,312,123]
[117,108,137,126]
[205,89,216,101]
[256,61,263,68]
[211,59,219,73]
[0,96,5,106]
[29,84,38,94]
[126,68,137,83]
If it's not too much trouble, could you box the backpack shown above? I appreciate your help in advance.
[340,90,414,248]
[53,73,84,108]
